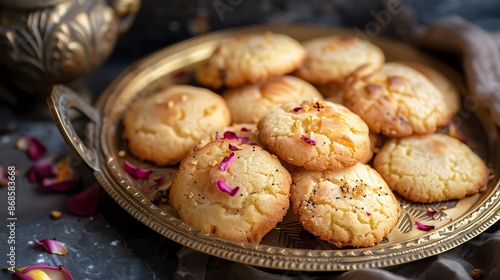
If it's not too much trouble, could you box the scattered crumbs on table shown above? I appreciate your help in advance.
[110,240,119,246]
[50,210,62,219]
[470,268,484,279]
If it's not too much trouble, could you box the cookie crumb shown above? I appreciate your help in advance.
[50,211,62,219]
[470,268,484,280]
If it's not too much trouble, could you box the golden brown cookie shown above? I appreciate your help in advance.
[169,140,291,243]
[343,63,449,137]
[195,32,306,88]
[257,99,370,171]
[373,133,489,203]
[123,85,231,166]
[222,75,324,123]
[400,61,461,125]
[291,163,400,248]
[295,35,384,85]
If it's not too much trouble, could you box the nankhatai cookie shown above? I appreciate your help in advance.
[257,99,370,171]
[343,63,450,137]
[291,163,400,248]
[295,35,384,85]
[169,140,291,243]
[373,133,489,203]
[193,123,261,152]
[123,85,231,166]
[400,61,461,125]
[195,32,306,88]
[222,75,323,123]
[359,132,383,164]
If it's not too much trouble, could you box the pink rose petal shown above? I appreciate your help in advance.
[12,264,73,280]
[301,135,316,145]
[215,179,240,197]
[240,127,251,132]
[223,131,248,143]
[219,152,235,172]
[41,162,80,192]
[124,160,154,180]
[427,209,437,217]
[293,107,303,112]
[66,183,105,216]
[153,175,166,184]
[215,134,222,140]
[17,136,47,160]
[415,221,435,231]
[228,144,241,151]
[35,239,68,255]
[25,159,58,184]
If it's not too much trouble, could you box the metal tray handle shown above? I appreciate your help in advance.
[48,84,101,172]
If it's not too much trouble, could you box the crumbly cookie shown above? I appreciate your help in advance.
[222,75,324,123]
[193,123,261,152]
[195,32,306,88]
[343,63,450,137]
[400,61,461,125]
[373,133,489,203]
[294,35,385,85]
[291,163,400,248]
[169,140,291,243]
[257,99,370,171]
[123,85,231,166]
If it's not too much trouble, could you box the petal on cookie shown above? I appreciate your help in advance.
[215,179,240,196]
[35,239,68,256]
[293,107,303,112]
[153,175,166,184]
[220,152,235,171]
[228,144,241,151]
[301,135,317,145]
[223,131,248,143]
[124,160,154,180]
[415,221,435,231]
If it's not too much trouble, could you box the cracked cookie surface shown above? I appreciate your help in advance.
[294,35,384,85]
[222,75,323,123]
[343,63,449,137]
[195,32,306,88]
[291,163,400,248]
[123,85,231,166]
[169,140,291,243]
[373,133,489,203]
[257,99,370,171]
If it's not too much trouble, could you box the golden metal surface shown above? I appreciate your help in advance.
[0,0,140,94]
[49,24,500,271]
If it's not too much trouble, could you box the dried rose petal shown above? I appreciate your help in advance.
[12,264,73,280]
[223,131,248,143]
[215,179,240,196]
[0,166,8,186]
[41,161,80,192]
[228,144,241,151]
[25,159,57,184]
[153,175,166,184]
[449,122,468,143]
[16,136,47,160]
[66,183,105,216]
[293,107,303,112]
[35,239,68,256]
[415,221,435,231]
[215,134,222,140]
[427,209,437,217]
[301,135,316,145]
[220,152,235,172]
[124,160,154,180]
[249,142,258,146]
[240,127,251,132]
[366,212,371,216]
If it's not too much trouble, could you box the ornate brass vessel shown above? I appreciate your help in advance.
[0,0,140,99]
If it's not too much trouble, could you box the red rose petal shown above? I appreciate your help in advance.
[66,183,105,216]
[12,264,73,280]
[35,239,68,255]
[124,160,154,180]
[301,135,317,145]
[219,152,235,172]
[215,179,240,197]
[17,136,47,160]
[415,221,435,231]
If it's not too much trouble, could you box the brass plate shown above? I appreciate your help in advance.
[49,24,500,271]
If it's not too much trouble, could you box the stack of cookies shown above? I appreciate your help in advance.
[122,32,490,247]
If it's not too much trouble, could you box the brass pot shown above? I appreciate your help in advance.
[0,0,140,97]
